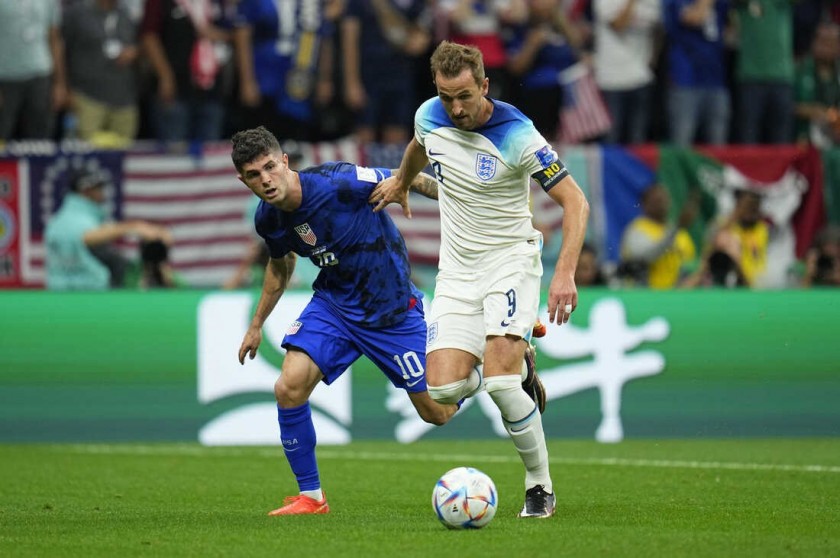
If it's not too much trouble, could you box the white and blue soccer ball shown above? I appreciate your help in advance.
[431,466,498,529]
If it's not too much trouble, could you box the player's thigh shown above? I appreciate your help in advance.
[482,247,542,340]
[427,274,486,361]
[426,347,479,387]
[352,304,429,393]
[483,335,527,377]
[280,297,361,386]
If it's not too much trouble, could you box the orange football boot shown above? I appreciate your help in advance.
[268,494,330,516]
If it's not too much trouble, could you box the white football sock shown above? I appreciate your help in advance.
[485,375,552,493]
[301,488,323,501]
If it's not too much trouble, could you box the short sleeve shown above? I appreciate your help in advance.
[524,142,570,193]
[344,164,392,200]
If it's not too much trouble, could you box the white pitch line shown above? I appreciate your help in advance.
[55,445,840,474]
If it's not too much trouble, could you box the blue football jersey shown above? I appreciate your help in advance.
[254,162,422,328]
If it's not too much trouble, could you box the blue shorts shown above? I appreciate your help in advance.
[281,295,428,393]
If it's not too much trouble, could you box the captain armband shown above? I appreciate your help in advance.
[532,162,569,193]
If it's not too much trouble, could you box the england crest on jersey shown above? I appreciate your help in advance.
[475,153,497,181]
[294,223,317,246]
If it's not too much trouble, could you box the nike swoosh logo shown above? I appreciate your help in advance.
[500,320,510,327]
[406,378,424,387]
[429,150,443,157]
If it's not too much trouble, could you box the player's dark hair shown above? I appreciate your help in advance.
[430,41,485,86]
[231,126,283,172]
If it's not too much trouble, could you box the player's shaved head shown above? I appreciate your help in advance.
[231,126,283,172]
[430,41,485,86]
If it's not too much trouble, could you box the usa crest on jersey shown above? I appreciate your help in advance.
[294,223,317,246]
[475,153,497,181]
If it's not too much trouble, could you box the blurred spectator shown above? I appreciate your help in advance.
[801,225,840,286]
[341,0,431,145]
[140,0,234,143]
[233,0,336,143]
[0,0,68,141]
[619,183,698,288]
[576,242,608,286]
[792,0,824,58]
[794,21,840,148]
[63,0,140,146]
[437,0,527,102]
[732,0,795,144]
[682,227,749,287]
[137,239,180,288]
[505,0,583,139]
[703,188,768,286]
[663,0,731,145]
[45,169,170,290]
[593,0,662,144]
[120,0,146,23]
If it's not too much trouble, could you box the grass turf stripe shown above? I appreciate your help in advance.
[52,444,840,474]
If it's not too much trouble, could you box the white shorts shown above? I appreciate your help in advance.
[426,240,542,359]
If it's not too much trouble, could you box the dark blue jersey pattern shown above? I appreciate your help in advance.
[254,162,422,328]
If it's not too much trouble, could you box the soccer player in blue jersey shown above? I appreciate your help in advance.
[231,126,456,516]
[371,41,590,518]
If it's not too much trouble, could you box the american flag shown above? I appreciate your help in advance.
[2,140,444,288]
[557,63,612,145]
[120,144,254,287]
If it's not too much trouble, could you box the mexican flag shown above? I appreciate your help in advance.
[533,145,826,288]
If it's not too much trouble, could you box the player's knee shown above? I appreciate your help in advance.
[274,377,307,407]
[427,379,468,405]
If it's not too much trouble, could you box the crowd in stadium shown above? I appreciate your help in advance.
[1,0,839,289]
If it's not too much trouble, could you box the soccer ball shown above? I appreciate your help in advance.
[431,466,498,529]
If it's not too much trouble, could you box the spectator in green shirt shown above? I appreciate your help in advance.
[733,0,795,144]
[45,169,170,290]
[794,21,840,148]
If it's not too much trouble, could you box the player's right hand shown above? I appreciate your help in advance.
[370,176,412,218]
[238,327,262,365]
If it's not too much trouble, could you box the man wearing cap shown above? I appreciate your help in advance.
[44,169,170,290]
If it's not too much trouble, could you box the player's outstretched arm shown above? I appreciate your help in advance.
[370,138,429,217]
[408,172,439,200]
[238,253,296,364]
[545,175,589,325]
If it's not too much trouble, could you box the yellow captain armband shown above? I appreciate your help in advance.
[532,162,569,193]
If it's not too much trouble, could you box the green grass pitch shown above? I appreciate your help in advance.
[1,439,839,557]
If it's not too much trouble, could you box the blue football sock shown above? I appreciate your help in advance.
[277,403,320,492]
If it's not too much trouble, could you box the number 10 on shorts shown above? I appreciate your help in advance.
[394,351,424,382]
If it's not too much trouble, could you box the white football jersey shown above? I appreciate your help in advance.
[415,97,568,270]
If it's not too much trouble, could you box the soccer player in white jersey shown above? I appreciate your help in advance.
[371,41,589,518]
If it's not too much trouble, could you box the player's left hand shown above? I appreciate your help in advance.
[370,176,412,218]
[238,326,262,365]
[547,273,578,326]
